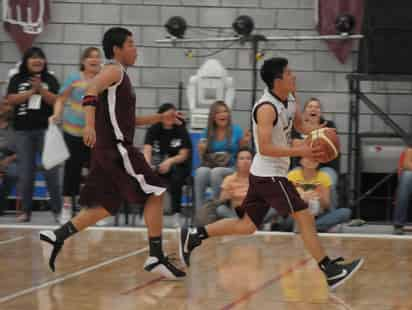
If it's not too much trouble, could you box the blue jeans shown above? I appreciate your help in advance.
[194,166,233,209]
[264,208,351,232]
[393,170,412,227]
[316,208,352,232]
[15,130,62,215]
[319,166,338,209]
[216,203,237,219]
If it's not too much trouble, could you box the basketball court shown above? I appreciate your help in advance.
[0,225,411,310]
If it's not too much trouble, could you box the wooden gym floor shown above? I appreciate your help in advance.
[0,225,411,310]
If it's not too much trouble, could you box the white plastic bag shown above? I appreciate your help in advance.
[42,123,70,170]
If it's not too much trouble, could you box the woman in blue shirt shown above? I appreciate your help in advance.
[195,100,250,210]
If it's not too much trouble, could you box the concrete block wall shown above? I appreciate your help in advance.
[1,0,412,173]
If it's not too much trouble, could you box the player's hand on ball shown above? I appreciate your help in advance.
[298,144,323,161]
[297,143,313,157]
[83,126,96,148]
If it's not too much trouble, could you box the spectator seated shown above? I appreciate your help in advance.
[285,158,351,233]
[393,147,412,235]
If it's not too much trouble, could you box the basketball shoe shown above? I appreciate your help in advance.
[179,227,202,268]
[144,255,186,280]
[319,257,364,290]
[39,230,64,272]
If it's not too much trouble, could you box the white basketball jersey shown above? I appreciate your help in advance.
[250,89,296,177]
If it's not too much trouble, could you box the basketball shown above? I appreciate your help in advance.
[306,127,340,163]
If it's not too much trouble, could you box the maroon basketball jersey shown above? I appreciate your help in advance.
[95,66,136,148]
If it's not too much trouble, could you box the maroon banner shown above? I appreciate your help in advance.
[317,0,364,63]
[3,0,50,53]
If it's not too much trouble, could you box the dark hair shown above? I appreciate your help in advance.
[102,27,132,59]
[157,102,176,114]
[260,57,288,90]
[18,47,48,78]
[80,47,101,71]
[236,146,254,160]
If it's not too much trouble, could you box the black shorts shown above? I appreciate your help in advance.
[241,174,308,228]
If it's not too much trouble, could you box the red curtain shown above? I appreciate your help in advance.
[317,0,364,63]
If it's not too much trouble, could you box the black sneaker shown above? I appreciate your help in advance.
[179,227,202,268]
[143,255,186,280]
[39,231,64,272]
[320,257,364,290]
[394,226,404,235]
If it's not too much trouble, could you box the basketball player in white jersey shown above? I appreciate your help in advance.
[180,58,363,290]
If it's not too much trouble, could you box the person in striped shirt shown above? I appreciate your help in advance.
[49,47,102,224]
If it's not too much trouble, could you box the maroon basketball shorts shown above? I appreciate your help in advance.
[79,144,167,215]
[241,174,308,228]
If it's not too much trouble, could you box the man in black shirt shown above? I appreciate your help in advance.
[144,103,192,223]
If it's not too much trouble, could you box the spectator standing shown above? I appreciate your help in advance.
[7,47,61,222]
[50,47,102,224]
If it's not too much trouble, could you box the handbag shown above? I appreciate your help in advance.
[201,151,231,168]
[42,123,70,170]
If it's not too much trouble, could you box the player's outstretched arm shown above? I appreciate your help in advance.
[135,109,183,126]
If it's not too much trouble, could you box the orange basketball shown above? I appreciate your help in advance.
[306,128,340,163]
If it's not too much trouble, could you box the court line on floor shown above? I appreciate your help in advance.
[1,224,412,240]
[0,236,24,245]
[220,257,311,310]
[0,246,149,304]
[120,234,248,296]
[121,276,165,295]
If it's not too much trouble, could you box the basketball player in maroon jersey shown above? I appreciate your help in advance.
[40,27,185,279]
[180,58,364,290]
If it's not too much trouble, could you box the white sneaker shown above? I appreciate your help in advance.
[143,256,186,280]
[95,216,113,226]
[59,205,72,225]
[261,222,272,231]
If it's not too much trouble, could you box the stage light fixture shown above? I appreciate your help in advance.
[165,16,187,38]
[335,14,356,35]
[232,15,255,36]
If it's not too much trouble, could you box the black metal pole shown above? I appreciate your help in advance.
[250,36,259,144]
[354,79,361,218]
[178,81,183,111]
[347,77,355,208]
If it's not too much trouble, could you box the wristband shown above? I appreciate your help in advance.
[82,95,98,107]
